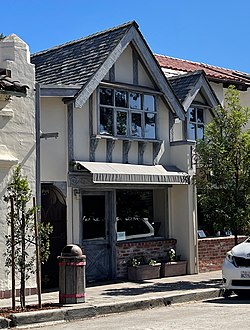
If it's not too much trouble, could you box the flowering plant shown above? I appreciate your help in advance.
[167,249,181,263]
[128,256,157,267]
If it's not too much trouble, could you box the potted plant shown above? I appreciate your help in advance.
[127,256,161,281]
[160,248,187,277]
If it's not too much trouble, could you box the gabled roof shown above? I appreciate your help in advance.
[31,22,134,86]
[31,22,185,120]
[168,70,220,111]
[155,54,250,91]
[0,69,28,96]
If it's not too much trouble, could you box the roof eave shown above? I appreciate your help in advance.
[209,77,249,91]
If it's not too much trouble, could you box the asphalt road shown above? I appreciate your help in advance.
[29,296,250,330]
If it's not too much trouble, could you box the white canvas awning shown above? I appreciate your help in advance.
[75,162,189,185]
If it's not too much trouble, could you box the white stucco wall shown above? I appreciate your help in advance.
[0,35,36,291]
[169,184,198,274]
[74,101,89,161]
[115,46,133,85]
[138,61,154,88]
[40,97,67,181]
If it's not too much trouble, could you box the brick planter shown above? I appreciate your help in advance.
[160,261,187,277]
[116,239,177,279]
[128,263,161,281]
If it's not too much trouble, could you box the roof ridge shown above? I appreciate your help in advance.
[32,21,137,57]
[155,53,249,75]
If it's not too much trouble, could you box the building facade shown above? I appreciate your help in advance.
[31,22,200,285]
[0,35,36,297]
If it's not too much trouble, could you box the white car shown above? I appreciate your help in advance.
[222,237,250,297]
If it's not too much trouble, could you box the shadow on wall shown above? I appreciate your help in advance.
[0,143,36,200]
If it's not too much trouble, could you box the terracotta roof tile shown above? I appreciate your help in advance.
[0,69,28,95]
[155,54,250,87]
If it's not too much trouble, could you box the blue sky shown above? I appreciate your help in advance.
[2,0,250,73]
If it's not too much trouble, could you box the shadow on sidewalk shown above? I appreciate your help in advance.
[101,279,223,296]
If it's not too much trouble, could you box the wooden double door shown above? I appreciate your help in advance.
[81,191,116,282]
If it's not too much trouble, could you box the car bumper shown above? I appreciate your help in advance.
[222,259,250,290]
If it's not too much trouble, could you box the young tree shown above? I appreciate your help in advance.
[196,86,250,245]
[4,165,52,309]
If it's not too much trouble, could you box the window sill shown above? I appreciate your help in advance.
[92,134,162,144]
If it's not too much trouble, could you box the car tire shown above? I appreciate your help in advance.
[234,290,250,298]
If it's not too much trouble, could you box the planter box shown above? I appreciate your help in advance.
[128,263,161,281]
[160,261,187,277]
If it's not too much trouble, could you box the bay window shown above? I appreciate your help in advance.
[99,87,156,139]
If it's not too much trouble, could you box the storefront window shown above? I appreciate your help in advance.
[116,190,155,240]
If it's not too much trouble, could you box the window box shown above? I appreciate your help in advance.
[160,261,187,277]
[128,263,161,281]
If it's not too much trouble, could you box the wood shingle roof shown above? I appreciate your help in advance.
[31,21,137,86]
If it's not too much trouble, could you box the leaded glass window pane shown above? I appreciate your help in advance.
[117,111,127,136]
[100,88,114,106]
[197,108,204,123]
[188,107,196,122]
[188,123,196,140]
[145,113,156,139]
[129,92,141,110]
[197,124,204,140]
[143,95,155,112]
[131,113,142,137]
[115,90,128,108]
[100,107,113,135]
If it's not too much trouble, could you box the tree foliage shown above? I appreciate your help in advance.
[195,86,250,244]
[4,165,53,309]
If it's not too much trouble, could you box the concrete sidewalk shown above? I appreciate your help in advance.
[0,270,223,328]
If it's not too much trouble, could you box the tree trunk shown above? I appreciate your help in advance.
[20,203,26,309]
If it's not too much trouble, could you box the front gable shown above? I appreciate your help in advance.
[74,23,184,120]
[168,71,220,141]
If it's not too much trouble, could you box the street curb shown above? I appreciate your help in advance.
[0,288,222,328]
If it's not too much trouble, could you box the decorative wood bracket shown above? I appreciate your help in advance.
[138,141,147,165]
[106,139,116,163]
[153,141,162,165]
[123,140,132,163]
[89,137,100,161]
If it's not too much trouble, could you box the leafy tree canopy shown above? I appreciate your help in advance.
[195,86,250,244]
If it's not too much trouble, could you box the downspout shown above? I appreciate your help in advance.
[35,82,41,211]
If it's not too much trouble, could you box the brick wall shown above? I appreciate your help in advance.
[116,239,177,278]
[198,236,247,272]
[0,287,37,299]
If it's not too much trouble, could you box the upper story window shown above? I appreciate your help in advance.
[99,87,156,139]
[187,106,205,140]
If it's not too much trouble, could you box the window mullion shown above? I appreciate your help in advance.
[142,110,145,138]
[114,107,117,136]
